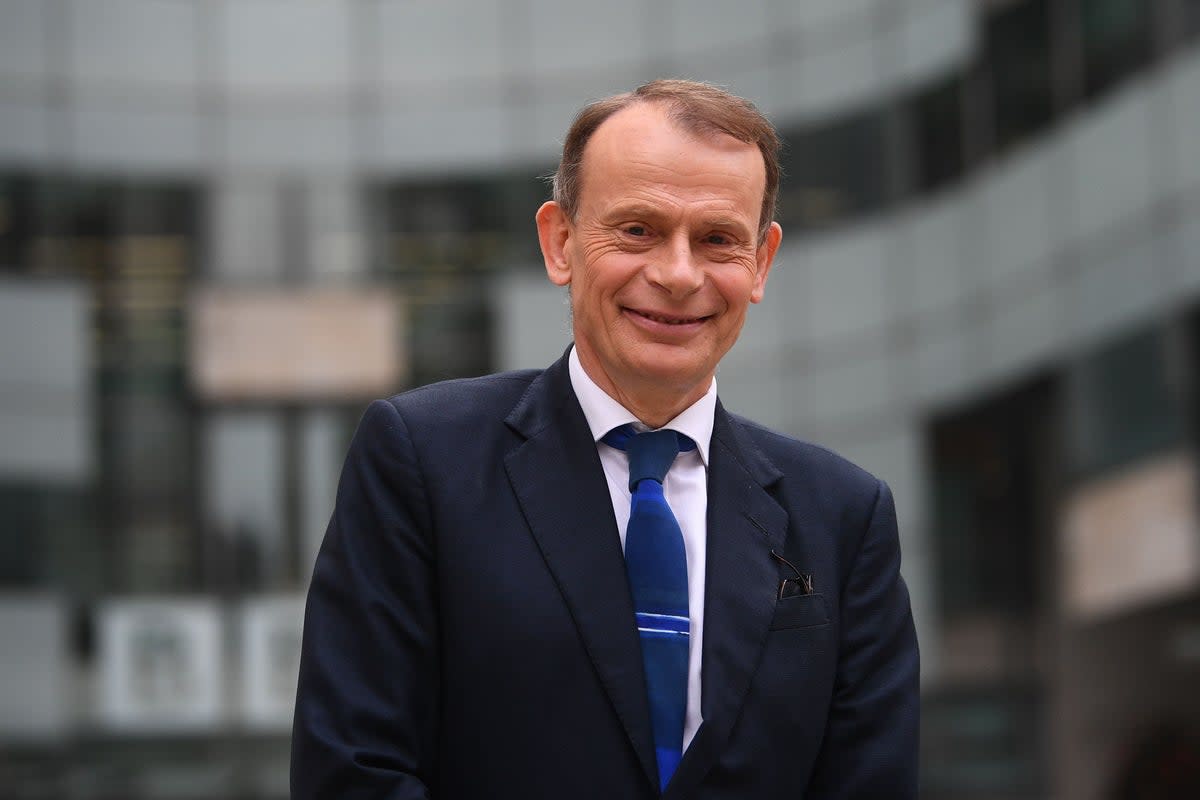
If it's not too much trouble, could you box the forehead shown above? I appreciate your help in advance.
[577,103,765,215]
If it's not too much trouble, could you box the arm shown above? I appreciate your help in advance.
[804,480,920,799]
[292,399,439,800]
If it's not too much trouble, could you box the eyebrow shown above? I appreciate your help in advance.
[704,218,751,233]
[604,205,753,237]
[603,203,666,222]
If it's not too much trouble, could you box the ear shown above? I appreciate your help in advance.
[750,221,782,304]
[536,201,573,287]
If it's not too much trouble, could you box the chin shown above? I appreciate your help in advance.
[624,354,713,392]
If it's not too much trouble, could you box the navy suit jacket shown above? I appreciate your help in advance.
[292,351,919,799]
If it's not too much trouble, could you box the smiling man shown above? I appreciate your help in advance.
[292,80,919,800]
[538,96,780,430]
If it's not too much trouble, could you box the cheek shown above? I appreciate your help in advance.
[580,257,639,300]
[712,266,759,305]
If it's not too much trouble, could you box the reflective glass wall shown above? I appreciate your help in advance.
[2,0,1200,797]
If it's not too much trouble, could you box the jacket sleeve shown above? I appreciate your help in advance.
[291,399,440,800]
[803,479,921,799]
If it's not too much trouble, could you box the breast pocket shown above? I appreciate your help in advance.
[769,593,831,631]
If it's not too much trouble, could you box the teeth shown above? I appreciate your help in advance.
[639,310,702,325]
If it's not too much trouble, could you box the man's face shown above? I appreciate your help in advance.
[537,103,782,413]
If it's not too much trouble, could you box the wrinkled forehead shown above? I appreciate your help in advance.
[578,103,766,206]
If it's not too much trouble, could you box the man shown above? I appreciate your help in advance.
[292,80,919,799]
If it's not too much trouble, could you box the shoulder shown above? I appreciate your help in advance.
[353,368,544,453]
[725,412,883,503]
[383,369,542,420]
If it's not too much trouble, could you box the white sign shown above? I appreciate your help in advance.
[97,599,223,732]
[1062,451,1200,619]
[189,287,405,401]
[240,594,306,731]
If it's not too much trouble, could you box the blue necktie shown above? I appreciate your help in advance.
[602,423,696,792]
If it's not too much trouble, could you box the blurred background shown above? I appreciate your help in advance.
[1,0,1199,797]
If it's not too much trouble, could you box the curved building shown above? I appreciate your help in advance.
[1,1,1199,798]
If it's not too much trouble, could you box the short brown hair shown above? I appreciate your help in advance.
[552,79,781,242]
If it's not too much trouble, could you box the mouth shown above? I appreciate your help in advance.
[626,308,712,326]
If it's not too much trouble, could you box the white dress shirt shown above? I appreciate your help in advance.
[568,347,713,749]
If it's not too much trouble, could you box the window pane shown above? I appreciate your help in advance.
[777,109,888,231]
[1081,0,1151,99]
[204,412,286,591]
[1,174,201,594]
[1065,326,1183,477]
[1183,0,1200,39]
[910,75,965,193]
[374,173,544,274]
[0,176,34,272]
[985,0,1054,153]
[99,187,198,592]
[922,686,1044,799]
[929,380,1057,620]
[931,430,1039,616]
[369,175,539,385]
[0,485,48,585]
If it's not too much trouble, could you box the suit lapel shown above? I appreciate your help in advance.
[503,356,659,790]
[666,403,788,799]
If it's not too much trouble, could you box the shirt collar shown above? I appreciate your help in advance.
[568,346,714,467]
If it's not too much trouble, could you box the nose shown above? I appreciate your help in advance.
[647,233,704,297]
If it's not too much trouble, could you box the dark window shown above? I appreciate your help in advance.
[0,484,91,591]
[369,173,546,386]
[922,685,1045,800]
[0,174,201,593]
[0,176,35,271]
[1183,0,1200,40]
[0,485,48,586]
[1080,0,1152,99]
[929,379,1058,621]
[984,0,1054,153]
[777,109,888,231]
[374,172,546,274]
[1065,325,1184,477]
[909,75,965,193]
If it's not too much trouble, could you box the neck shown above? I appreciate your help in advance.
[574,346,710,429]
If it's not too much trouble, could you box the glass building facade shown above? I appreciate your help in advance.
[2,1,1200,797]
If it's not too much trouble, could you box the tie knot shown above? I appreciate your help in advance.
[602,424,696,490]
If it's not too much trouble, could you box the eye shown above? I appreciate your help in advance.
[624,224,649,237]
[705,232,733,245]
